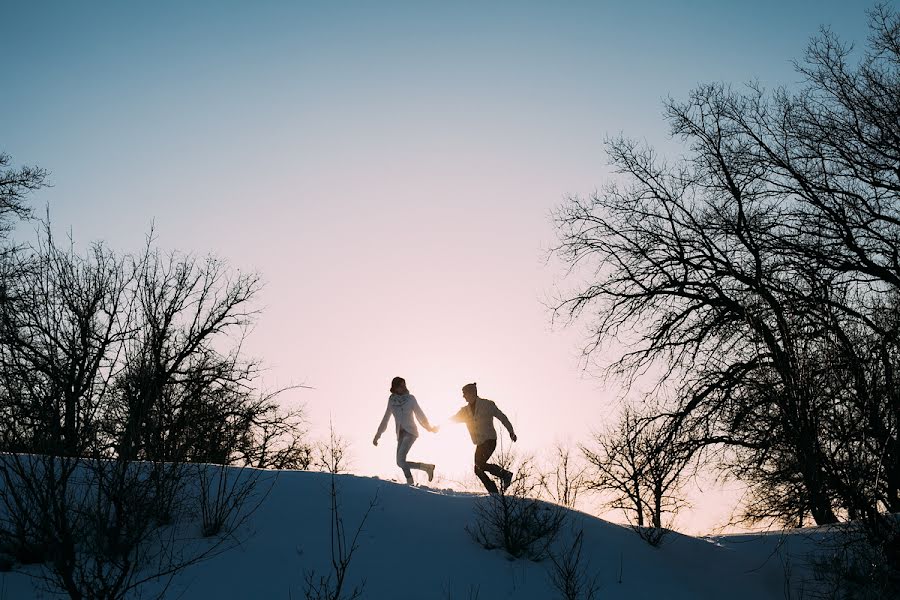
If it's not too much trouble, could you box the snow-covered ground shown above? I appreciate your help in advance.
[2,469,827,599]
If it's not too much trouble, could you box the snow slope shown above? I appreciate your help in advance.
[2,469,812,599]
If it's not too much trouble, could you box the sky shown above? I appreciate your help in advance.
[1,0,875,533]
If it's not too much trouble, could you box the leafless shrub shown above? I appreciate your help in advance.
[635,525,669,547]
[547,527,601,600]
[197,463,266,538]
[468,452,566,561]
[442,582,480,600]
[314,423,352,474]
[301,474,377,600]
[811,516,900,599]
[0,453,256,600]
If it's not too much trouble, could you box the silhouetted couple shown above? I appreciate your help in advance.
[373,378,517,494]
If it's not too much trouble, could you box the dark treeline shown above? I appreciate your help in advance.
[556,4,900,588]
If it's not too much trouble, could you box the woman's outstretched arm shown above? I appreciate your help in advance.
[373,401,392,445]
[412,396,436,432]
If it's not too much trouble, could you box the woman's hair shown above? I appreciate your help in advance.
[390,376,408,394]
[462,382,477,395]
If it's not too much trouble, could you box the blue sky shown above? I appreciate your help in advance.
[1,0,876,531]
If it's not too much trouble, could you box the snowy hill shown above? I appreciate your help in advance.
[2,469,816,599]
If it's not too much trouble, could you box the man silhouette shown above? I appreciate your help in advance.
[448,382,517,494]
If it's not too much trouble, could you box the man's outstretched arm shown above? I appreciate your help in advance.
[449,406,469,423]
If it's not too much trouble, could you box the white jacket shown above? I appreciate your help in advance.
[450,397,515,445]
[375,394,433,440]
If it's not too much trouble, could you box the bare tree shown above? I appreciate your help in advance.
[0,151,48,318]
[0,151,46,239]
[0,226,131,457]
[582,405,693,543]
[235,390,313,470]
[582,410,647,528]
[554,6,900,535]
[0,218,306,599]
[540,444,590,509]
[109,239,262,465]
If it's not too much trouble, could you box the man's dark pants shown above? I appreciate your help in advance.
[473,438,512,494]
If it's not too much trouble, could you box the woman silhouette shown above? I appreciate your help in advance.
[372,376,437,485]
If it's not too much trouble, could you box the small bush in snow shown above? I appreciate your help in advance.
[634,525,669,547]
[197,463,262,537]
[467,454,565,561]
[300,473,377,600]
[547,527,601,600]
[812,516,900,599]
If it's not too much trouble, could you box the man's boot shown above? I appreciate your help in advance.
[500,470,513,492]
